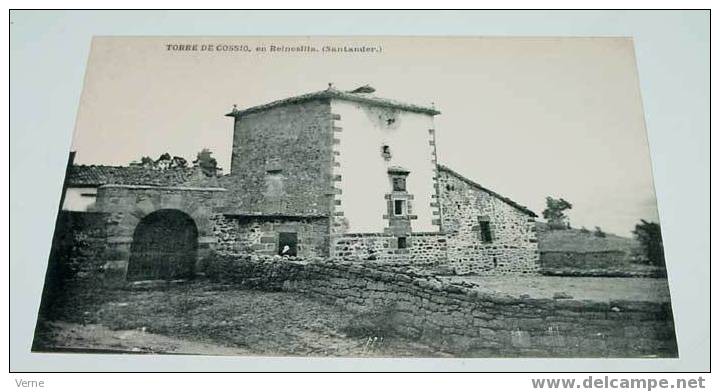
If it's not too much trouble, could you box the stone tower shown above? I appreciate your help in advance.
[224,85,441,257]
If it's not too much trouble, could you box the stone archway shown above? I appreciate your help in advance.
[127,209,198,281]
[95,185,227,285]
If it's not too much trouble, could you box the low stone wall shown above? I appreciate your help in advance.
[332,232,447,265]
[539,251,666,278]
[204,256,677,357]
[204,254,307,290]
[541,250,629,269]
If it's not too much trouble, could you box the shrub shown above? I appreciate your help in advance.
[632,220,666,266]
[594,226,606,238]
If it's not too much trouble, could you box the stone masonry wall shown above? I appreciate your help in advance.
[289,262,676,357]
[438,168,539,275]
[45,211,109,282]
[37,211,109,319]
[541,250,629,270]
[203,257,677,357]
[540,250,667,278]
[212,215,330,258]
[226,100,335,216]
[332,232,447,265]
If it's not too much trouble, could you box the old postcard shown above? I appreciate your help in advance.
[32,36,676,358]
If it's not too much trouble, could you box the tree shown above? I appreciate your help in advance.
[633,220,666,266]
[594,226,606,238]
[170,156,188,168]
[130,155,160,167]
[542,196,573,229]
[194,148,218,176]
[131,154,187,169]
[131,156,156,167]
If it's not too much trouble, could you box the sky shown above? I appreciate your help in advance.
[71,36,660,236]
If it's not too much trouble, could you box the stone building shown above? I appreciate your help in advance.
[437,165,538,274]
[59,85,539,283]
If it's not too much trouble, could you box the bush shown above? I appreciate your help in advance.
[632,220,666,267]
[594,226,606,238]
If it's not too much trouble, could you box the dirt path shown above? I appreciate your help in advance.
[37,321,251,355]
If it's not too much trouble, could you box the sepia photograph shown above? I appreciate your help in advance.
[25,35,681,359]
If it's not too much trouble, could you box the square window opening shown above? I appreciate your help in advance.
[394,199,405,215]
[278,232,298,257]
[392,177,406,192]
[397,237,408,249]
[479,220,493,243]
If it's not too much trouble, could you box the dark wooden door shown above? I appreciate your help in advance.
[127,210,198,281]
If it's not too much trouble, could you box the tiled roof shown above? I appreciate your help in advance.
[226,86,441,117]
[437,165,538,217]
[65,165,213,187]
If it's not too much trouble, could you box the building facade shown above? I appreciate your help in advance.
[62,85,539,283]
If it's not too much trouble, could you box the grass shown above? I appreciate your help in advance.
[447,275,672,302]
[537,222,641,253]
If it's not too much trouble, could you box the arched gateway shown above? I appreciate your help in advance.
[94,185,226,285]
[127,209,198,281]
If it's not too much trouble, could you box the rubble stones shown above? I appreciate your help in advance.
[204,256,677,357]
[438,169,540,275]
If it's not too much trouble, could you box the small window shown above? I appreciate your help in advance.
[479,220,493,243]
[266,158,283,174]
[392,177,406,192]
[381,145,392,160]
[278,232,298,257]
[397,237,407,249]
[394,199,405,215]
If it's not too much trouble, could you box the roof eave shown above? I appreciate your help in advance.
[65,182,103,188]
[226,90,440,118]
[437,164,538,218]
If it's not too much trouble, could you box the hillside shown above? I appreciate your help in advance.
[536,222,641,254]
